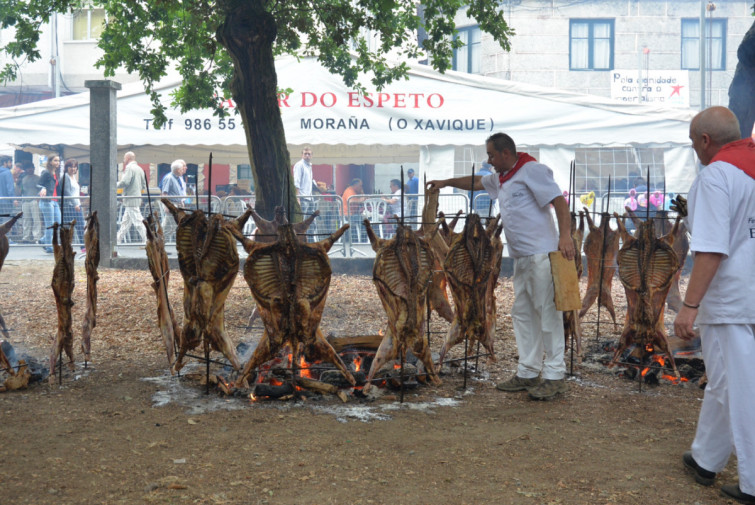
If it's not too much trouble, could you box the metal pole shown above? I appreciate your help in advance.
[144,172,153,220]
[399,349,405,403]
[205,345,210,395]
[400,166,405,227]
[207,153,213,217]
[463,332,469,390]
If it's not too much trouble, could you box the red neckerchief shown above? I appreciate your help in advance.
[499,152,537,185]
[710,138,755,179]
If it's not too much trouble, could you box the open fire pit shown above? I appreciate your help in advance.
[209,332,436,402]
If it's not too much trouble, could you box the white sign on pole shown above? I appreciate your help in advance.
[610,70,690,107]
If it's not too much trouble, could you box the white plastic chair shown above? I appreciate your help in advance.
[362,198,388,239]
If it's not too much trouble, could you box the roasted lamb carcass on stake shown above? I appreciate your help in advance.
[162,199,249,373]
[0,213,22,344]
[80,211,100,361]
[231,220,355,389]
[437,210,464,245]
[49,222,76,383]
[625,209,689,312]
[613,214,681,376]
[363,220,442,393]
[0,212,22,274]
[414,187,455,323]
[143,212,181,368]
[579,209,620,323]
[249,205,319,243]
[563,211,585,356]
[438,213,503,366]
[245,205,319,328]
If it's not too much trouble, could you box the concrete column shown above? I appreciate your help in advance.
[84,79,121,267]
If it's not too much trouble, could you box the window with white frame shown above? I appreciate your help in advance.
[681,18,726,70]
[72,8,105,41]
[570,19,614,71]
[453,26,481,74]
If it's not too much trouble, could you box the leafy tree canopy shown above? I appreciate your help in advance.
[1,0,513,124]
[1,0,513,219]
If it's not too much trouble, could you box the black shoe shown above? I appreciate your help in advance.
[721,485,755,505]
[683,451,716,486]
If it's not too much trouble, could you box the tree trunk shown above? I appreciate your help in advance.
[217,0,300,221]
[728,19,755,139]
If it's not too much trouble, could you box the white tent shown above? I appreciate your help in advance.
[0,56,699,191]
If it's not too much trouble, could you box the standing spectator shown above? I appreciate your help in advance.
[0,155,14,227]
[382,179,404,236]
[38,155,62,253]
[160,159,187,241]
[58,158,86,251]
[11,161,23,186]
[341,178,367,242]
[674,106,755,504]
[405,168,419,227]
[116,151,146,244]
[293,146,318,240]
[428,132,575,400]
[19,162,42,243]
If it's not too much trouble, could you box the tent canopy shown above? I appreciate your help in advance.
[0,56,699,191]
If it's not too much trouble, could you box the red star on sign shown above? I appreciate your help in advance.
[670,85,684,97]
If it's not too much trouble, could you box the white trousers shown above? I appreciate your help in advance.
[161,205,177,242]
[691,323,755,495]
[117,207,146,244]
[512,253,565,380]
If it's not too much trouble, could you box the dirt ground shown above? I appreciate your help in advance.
[0,260,739,505]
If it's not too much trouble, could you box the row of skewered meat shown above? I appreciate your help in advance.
[0,210,100,386]
[147,188,505,393]
[145,188,689,393]
[571,206,688,376]
[0,213,23,379]
[48,213,100,383]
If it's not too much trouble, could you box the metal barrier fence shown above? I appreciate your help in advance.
[345,193,470,242]
[221,195,257,239]
[1,195,91,248]
[472,193,499,219]
[115,195,224,244]
[2,191,482,253]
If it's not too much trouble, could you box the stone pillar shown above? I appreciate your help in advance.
[84,80,121,267]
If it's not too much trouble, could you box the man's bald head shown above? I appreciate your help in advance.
[689,107,742,165]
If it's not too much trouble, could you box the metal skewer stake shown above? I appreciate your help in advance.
[400,166,405,227]
[568,160,576,376]
[207,153,213,217]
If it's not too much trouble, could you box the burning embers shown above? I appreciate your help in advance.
[599,339,704,387]
[215,335,432,401]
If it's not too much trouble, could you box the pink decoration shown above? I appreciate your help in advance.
[650,191,664,209]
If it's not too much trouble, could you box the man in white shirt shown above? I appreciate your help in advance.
[674,106,755,505]
[293,146,318,241]
[428,132,574,400]
[116,152,146,244]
